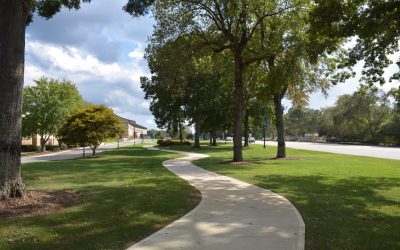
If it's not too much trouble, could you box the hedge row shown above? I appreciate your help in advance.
[21,145,67,152]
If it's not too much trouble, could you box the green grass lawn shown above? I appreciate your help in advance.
[0,146,200,250]
[165,143,400,250]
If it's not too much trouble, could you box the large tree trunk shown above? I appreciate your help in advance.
[273,93,286,158]
[194,124,200,148]
[211,131,217,146]
[244,109,249,147]
[0,1,28,199]
[233,56,244,162]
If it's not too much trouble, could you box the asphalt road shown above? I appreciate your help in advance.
[255,141,400,160]
[21,139,152,164]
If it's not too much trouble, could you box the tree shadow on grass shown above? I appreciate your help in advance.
[252,174,400,250]
[161,144,235,155]
[100,146,175,157]
[1,147,200,250]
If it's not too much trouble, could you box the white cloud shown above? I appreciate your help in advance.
[26,41,147,88]
[24,39,156,128]
[128,47,144,60]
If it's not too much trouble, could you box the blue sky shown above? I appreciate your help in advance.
[24,0,398,129]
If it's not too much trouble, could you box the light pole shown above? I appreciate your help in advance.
[133,125,136,146]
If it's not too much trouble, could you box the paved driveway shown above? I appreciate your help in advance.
[255,141,400,160]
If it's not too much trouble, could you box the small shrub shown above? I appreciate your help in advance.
[157,139,191,147]
[45,145,61,151]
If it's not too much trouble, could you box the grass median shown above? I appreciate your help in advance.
[164,143,400,250]
[0,146,200,250]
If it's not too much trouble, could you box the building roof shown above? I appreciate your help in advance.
[118,116,147,130]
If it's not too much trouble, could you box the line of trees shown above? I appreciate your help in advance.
[1,0,399,199]
[137,0,399,164]
[141,0,337,162]
[22,77,124,156]
[284,89,400,146]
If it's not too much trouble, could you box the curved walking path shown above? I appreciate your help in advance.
[128,147,305,250]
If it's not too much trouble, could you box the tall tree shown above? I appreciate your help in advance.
[0,0,152,199]
[251,4,332,158]
[0,0,92,199]
[22,77,84,152]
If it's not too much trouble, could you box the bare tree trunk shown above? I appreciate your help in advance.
[212,131,217,146]
[178,122,183,143]
[194,124,200,148]
[40,135,49,152]
[233,56,244,162]
[0,1,28,199]
[209,132,212,145]
[244,109,249,147]
[274,93,286,158]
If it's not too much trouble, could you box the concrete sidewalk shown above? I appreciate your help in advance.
[128,147,305,250]
[21,140,147,164]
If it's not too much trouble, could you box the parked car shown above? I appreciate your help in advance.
[225,136,233,141]
[249,137,255,143]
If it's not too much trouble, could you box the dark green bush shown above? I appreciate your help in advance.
[45,145,61,151]
[21,145,40,152]
[157,139,191,147]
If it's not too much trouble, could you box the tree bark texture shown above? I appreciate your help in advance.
[194,124,200,148]
[232,56,244,162]
[273,93,286,158]
[178,122,183,143]
[211,132,217,146]
[0,0,28,199]
[244,109,249,147]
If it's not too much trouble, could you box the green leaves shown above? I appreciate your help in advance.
[27,0,91,23]
[123,0,155,17]
[59,104,124,150]
[310,0,400,88]
[22,77,84,139]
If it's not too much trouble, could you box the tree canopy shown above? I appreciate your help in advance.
[22,77,84,151]
[310,0,400,88]
[59,104,124,156]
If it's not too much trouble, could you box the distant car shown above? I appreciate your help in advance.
[225,136,233,141]
[248,137,256,143]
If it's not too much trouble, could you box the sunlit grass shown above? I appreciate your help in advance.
[0,146,200,250]
[167,143,400,250]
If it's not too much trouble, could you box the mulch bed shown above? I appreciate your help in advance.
[0,190,81,219]
[266,157,300,160]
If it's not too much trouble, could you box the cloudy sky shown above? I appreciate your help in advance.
[25,0,398,129]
